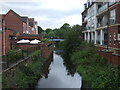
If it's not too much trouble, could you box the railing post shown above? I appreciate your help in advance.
[7,54,9,68]
[16,52,18,63]
[22,50,24,59]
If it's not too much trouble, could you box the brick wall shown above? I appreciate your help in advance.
[108,3,120,48]
[97,46,120,65]
[15,44,39,50]
[17,35,43,40]
[98,51,120,65]
[0,32,2,56]
[4,30,14,55]
[41,43,52,59]
[5,10,23,34]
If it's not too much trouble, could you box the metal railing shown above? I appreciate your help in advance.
[98,4,108,14]
[2,45,41,70]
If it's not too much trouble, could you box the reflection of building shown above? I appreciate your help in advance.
[82,1,120,49]
[0,10,39,56]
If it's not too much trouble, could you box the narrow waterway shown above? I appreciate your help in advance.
[36,50,82,89]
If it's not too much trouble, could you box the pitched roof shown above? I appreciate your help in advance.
[21,16,28,23]
[5,9,22,20]
[28,18,34,27]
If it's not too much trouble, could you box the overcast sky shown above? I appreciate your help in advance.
[1,0,87,30]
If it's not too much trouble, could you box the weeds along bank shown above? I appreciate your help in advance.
[71,43,120,89]
[2,50,46,88]
[57,29,120,88]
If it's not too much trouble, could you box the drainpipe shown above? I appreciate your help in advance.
[2,19,3,56]
[107,2,109,49]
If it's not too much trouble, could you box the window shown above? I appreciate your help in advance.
[109,33,112,44]
[109,0,116,6]
[110,9,116,25]
[114,32,116,40]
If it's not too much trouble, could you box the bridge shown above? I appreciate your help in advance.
[49,39,64,41]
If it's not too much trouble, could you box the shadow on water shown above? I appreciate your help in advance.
[35,50,82,89]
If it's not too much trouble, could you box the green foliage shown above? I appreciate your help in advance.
[44,23,82,39]
[63,30,81,59]
[7,49,23,63]
[45,28,52,34]
[38,26,44,34]
[71,43,120,88]
[2,50,45,88]
[41,38,49,43]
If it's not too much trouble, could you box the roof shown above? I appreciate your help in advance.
[5,9,22,21]
[28,18,34,27]
[18,34,44,37]
[21,16,28,23]
[81,2,95,15]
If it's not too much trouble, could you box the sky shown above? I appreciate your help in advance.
[0,0,87,30]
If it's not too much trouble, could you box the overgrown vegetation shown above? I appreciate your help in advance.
[4,49,23,63]
[2,50,45,88]
[71,44,120,88]
[55,26,120,88]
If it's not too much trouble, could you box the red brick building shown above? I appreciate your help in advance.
[0,10,40,56]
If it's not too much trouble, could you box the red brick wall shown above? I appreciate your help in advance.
[0,32,2,56]
[108,3,120,48]
[3,30,14,55]
[97,46,120,65]
[4,11,23,34]
[17,36,43,40]
[98,51,120,65]
[41,43,52,59]
[15,44,39,50]
[108,26,119,48]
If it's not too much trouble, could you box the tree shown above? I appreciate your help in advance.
[45,28,52,34]
[60,23,70,30]
[38,26,44,34]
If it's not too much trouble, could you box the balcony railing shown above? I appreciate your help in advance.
[97,22,108,28]
[98,4,108,14]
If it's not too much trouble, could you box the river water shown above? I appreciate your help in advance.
[36,50,82,89]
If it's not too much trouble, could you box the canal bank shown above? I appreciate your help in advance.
[36,50,82,89]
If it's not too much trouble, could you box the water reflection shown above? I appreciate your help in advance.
[36,50,82,88]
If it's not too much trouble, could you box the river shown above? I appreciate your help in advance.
[36,50,82,89]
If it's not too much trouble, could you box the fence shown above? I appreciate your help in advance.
[2,45,41,70]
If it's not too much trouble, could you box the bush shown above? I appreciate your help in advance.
[71,43,120,88]
[7,49,23,63]
[2,50,46,88]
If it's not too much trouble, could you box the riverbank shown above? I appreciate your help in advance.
[36,50,82,88]
[2,50,46,88]
[63,41,120,89]
[71,44,120,89]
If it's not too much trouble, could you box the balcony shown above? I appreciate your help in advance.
[98,4,108,15]
[82,17,88,24]
[97,22,108,28]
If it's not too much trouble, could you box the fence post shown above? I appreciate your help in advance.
[7,54,9,68]
[22,50,24,59]
[16,52,18,63]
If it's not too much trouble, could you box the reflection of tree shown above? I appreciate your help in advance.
[62,55,77,77]
[56,51,77,77]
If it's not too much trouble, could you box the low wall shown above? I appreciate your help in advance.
[41,43,53,59]
[15,44,40,50]
[98,51,120,65]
